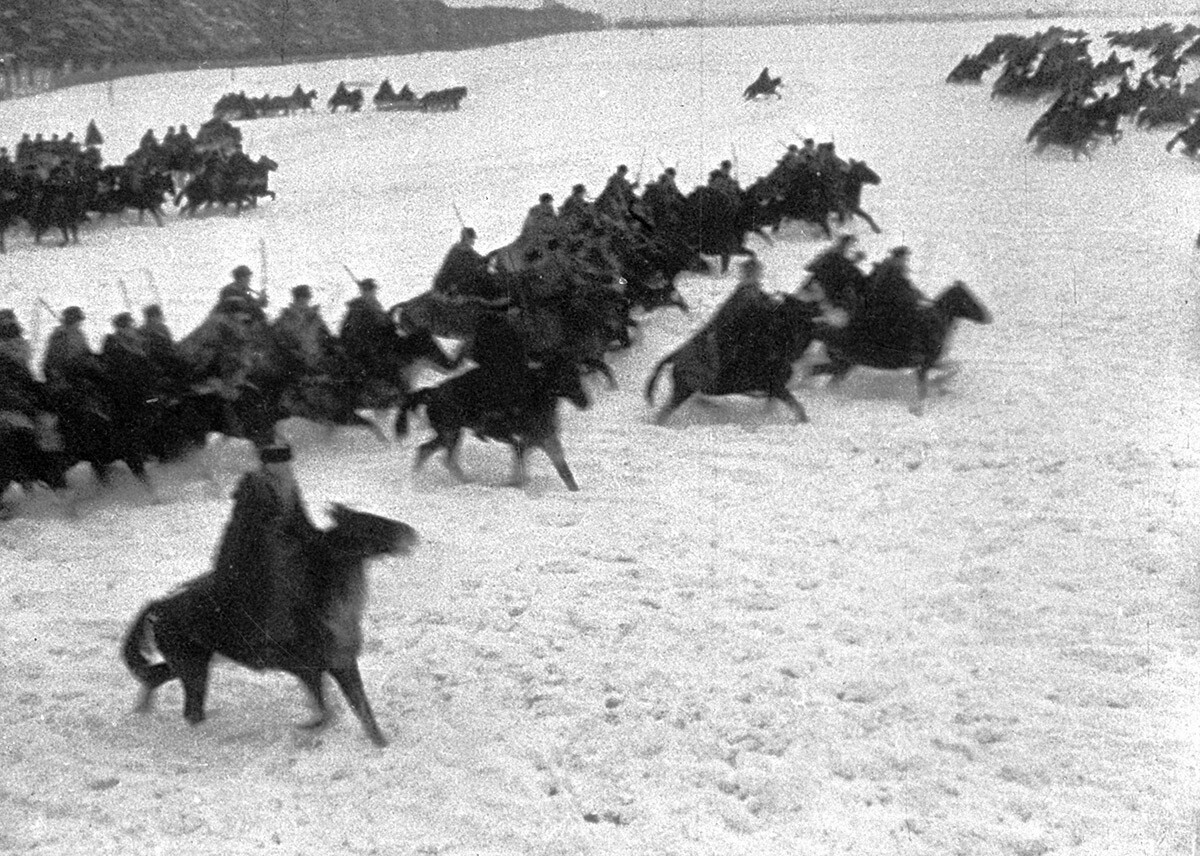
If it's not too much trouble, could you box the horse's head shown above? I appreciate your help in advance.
[328,503,419,558]
[939,281,993,324]
[848,160,882,185]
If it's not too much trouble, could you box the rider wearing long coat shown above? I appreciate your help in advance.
[433,228,491,297]
[340,279,399,382]
[861,247,924,342]
[273,286,332,373]
[41,307,94,389]
[210,445,322,649]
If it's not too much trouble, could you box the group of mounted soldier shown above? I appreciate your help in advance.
[0,116,279,251]
[328,80,468,113]
[0,132,890,510]
[948,23,1200,160]
[212,85,320,121]
[0,261,469,515]
[0,113,278,248]
[213,80,470,118]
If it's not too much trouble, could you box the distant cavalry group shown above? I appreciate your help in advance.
[0,117,279,251]
[212,80,468,119]
[948,22,1200,160]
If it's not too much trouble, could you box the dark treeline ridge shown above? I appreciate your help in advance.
[0,0,605,67]
[609,7,1151,31]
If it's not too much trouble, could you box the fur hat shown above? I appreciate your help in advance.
[461,227,477,240]
[358,278,378,292]
[143,303,163,319]
[539,192,553,204]
[259,444,293,464]
[291,284,313,300]
[62,306,85,324]
[112,312,134,329]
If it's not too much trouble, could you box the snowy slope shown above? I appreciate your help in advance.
[1,17,1198,856]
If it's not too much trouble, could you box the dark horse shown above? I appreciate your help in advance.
[328,83,365,113]
[121,505,418,747]
[834,160,883,233]
[405,355,591,491]
[811,281,992,415]
[744,67,784,99]
[645,292,819,425]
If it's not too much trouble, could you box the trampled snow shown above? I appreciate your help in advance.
[0,17,1197,855]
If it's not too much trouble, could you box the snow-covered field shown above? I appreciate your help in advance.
[1,16,1198,855]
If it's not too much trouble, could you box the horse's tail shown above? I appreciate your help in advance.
[644,350,678,403]
[121,601,161,683]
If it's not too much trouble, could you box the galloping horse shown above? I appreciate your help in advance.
[811,281,992,415]
[744,67,784,99]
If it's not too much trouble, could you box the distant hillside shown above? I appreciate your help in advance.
[0,0,605,67]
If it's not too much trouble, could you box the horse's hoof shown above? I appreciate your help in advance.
[298,714,329,731]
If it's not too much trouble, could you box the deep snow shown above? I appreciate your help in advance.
[0,16,1198,856]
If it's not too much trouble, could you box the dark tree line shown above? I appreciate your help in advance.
[0,0,605,68]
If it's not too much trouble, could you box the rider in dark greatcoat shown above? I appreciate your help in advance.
[802,234,866,311]
[340,278,399,382]
[41,306,94,389]
[702,257,779,393]
[210,444,322,645]
[273,285,332,373]
[518,193,562,259]
[433,227,491,297]
[595,165,639,221]
[861,246,925,342]
[216,264,268,322]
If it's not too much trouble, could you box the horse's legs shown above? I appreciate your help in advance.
[771,388,810,424]
[911,368,930,417]
[130,458,162,504]
[177,653,214,724]
[505,441,530,488]
[440,431,468,482]
[293,668,330,730]
[134,663,175,712]
[823,360,854,388]
[537,433,579,492]
[414,437,442,471]
[853,207,881,234]
[329,664,387,747]
[653,383,692,425]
